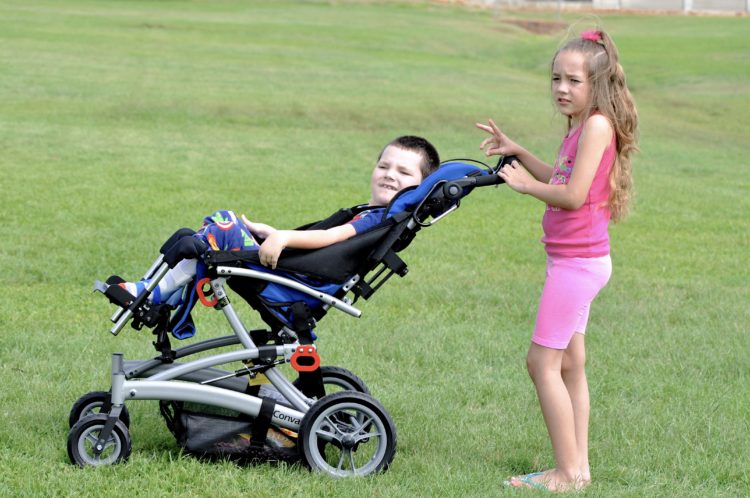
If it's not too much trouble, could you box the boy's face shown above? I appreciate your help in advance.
[369,145,424,206]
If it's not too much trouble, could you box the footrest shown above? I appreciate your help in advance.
[94,277,136,309]
[105,275,126,286]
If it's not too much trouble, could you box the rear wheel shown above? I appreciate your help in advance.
[68,391,131,428]
[298,391,396,477]
[67,414,132,467]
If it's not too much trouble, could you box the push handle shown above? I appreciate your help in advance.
[472,154,519,187]
[470,174,502,188]
[442,154,519,199]
[494,154,518,174]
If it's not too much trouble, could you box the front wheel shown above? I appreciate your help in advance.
[67,414,132,467]
[298,391,396,477]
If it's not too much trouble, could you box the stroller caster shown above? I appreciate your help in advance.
[67,414,132,467]
[298,391,397,477]
[68,391,131,428]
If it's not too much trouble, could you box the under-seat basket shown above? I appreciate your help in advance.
[159,397,299,462]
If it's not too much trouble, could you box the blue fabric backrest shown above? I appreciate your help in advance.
[383,161,488,220]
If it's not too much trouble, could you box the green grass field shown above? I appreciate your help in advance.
[1,1,748,496]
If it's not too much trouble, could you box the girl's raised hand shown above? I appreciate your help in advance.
[476,119,519,157]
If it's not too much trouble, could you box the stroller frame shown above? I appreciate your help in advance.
[67,158,512,477]
[110,271,363,416]
[72,252,396,476]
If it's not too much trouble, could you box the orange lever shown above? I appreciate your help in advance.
[290,345,320,372]
[196,278,218,307]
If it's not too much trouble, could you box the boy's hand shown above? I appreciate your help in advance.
[476,119,519,157]
[242,214,276,240]
[259,231,289,269]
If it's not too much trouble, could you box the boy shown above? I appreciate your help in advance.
[122,135,440,303]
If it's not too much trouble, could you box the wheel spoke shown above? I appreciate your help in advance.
[336,449,347,471]
[315,427,338,444]
[84,432,100,446]
[324,415,346,435]
[80,426,118,463]
[355,430,381,444]
[353,415,373,433]
[342,411,366,428]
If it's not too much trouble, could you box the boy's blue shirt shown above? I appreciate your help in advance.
[348,207,386,235]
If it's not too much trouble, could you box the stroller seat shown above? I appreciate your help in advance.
[201,160,507,340]
[98,160,506,344]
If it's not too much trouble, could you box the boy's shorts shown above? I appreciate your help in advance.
[532,255,612,350]
[196,210,259,252]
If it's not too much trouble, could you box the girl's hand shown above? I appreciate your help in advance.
[241,214,276,240]
[498,160,536,194]
[258,231,289,269]
[476,119,520,157]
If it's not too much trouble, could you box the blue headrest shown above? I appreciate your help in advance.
[384,161,488,220]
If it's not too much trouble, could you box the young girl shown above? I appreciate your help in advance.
[476,29,638,492]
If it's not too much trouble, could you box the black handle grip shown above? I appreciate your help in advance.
[496,154,518,171]
[472,174,503,187]
[441,155,520,198]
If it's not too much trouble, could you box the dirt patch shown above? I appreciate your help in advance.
[501,18,568,35]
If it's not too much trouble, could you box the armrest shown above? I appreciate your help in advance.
[214,266,362,318]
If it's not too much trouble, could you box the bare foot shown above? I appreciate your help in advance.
[579,469,591,490]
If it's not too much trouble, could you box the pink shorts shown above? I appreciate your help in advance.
[532,255,612,350]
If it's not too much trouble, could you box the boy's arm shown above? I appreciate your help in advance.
[259,224,357,269]
[241,214,276,240]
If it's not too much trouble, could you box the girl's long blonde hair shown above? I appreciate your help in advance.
[553,29,639,222]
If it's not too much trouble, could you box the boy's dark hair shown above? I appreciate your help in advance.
[380,135,441,178]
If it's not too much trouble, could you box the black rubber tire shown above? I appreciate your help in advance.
[67,414,132,467]
[298,391,396,477]
[68,391,131,428]
[292,365,370,399]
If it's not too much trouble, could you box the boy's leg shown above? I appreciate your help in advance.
[120,212,257,304]
[156,258,198,295]
[200,210,258,252]
[562,332,590,483]
[119,258,197,304]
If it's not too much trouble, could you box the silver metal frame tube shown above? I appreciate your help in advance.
[216,267,362,318]
[122,380,304,431]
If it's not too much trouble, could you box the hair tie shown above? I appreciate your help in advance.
[581,30,602,43]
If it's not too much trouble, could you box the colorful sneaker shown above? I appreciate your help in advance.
[119,281,146,299]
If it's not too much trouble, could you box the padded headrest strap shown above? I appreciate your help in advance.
[383,162,488,220]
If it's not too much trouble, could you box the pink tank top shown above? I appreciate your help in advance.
[541,121,616,257]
